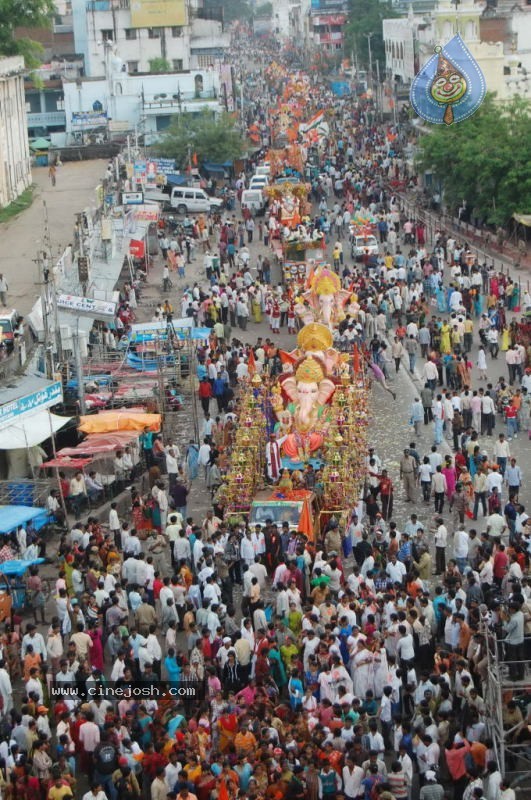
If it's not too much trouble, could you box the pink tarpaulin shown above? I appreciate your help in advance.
[57,431,139,457]
[40,456,93,469]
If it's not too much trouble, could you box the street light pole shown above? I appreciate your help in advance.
[364,32,374,92]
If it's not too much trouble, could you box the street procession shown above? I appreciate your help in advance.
[0,3,530,800]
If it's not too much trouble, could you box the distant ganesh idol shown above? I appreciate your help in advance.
[272,356,335,463]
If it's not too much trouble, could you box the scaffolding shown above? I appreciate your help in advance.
[483,626,531,789]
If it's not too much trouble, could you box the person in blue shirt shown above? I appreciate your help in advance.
[164,647,182,690]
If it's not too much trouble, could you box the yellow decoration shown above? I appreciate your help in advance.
[297,322,333,353]
[295,357,325,384]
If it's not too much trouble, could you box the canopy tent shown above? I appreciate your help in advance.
[40,456,93,470]
[166,174,188,187]
[30,138,51,151]
[57,430,139,457]
[0,411,71,450]
[0,505,51,534]
[78,410,161,434]
[0,558,45,576]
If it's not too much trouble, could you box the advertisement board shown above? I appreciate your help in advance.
[122,192,144,205]
[71,111,108,130]
[130,0,186,28]
[0,382,63,430]
[57,294,117,320]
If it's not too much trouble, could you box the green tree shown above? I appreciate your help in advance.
[0,0,55,68]
[208,0,251,23]
[416,94,531,226]
[149,57,171,74]
[344,0,398,73]
[157,109,245,168]
[255,1,273,16]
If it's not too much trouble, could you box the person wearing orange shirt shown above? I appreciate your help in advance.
[234,726,257,757]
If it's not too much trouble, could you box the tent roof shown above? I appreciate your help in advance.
[0,411,71,449]
[0,558,45,576]
[58,430,139,456]
[30,138,51,150]
[0,506,50,534]
[78,410,161,433]
[513,213,531,227]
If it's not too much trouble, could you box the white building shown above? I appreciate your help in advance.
[0,57,32,208]
[72,0,229,78]
[271,0,311,45]
[62,68,223,139]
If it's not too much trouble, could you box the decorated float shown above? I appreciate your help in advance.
[221,266,369,539]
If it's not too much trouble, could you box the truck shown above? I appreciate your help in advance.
[249,489,319,539]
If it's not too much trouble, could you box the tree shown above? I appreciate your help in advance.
[149,58,171,74]
[208,0,251,23]
[156,109,245,168]
[1,0,55,68]
[344,0,398,73]
[255,1,273,16]
[416,94,531,226]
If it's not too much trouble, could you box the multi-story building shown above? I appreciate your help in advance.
[62,66,223,141]
[0,57,32,208]
[72,0,228,78]
[310,0,349,53]
[383,0,531,100]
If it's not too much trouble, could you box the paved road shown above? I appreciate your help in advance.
[0,160,107,316]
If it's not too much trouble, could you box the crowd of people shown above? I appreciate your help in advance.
[0,28,530,800]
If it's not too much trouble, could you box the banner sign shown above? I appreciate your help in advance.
[130,0,186,28]
[71,111,108,129]
[0,382,63,429]
[57,294,117,320]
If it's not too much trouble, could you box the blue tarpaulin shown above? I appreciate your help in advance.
[203,161,232,174]
[0,558,45,576]
[330,81,350,97]
[0,505,51,534]
[166,174,188,186]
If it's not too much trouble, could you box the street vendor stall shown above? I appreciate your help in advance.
[0,505,51,535]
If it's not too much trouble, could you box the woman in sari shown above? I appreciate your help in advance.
[1,624,20,680]
[439,321,451,354]
[186,441,199,480]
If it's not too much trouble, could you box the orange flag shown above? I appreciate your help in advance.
[218,779,229,800]
[247,348,256,376]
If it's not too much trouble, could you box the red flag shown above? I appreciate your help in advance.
[352,343,361,374]
[218,779,229,800]
[192,151,198,167]
[247,348,256,376]
[129,239,145,258]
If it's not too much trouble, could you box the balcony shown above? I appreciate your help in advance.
[27,111,67,128]
[142,89,217,110]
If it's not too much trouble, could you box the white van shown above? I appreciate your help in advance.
[170,187,223,214]
[249,175,269,191]
[241,189,267,216]
[254,165,271,178]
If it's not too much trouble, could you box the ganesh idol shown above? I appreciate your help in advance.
[295,267,350,330]
[271,355,335,464]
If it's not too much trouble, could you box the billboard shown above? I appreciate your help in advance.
[130,0,186,28]
[71,111,108,129]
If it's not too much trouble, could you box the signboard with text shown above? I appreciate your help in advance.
[71,111,108,130]
[57,294,117,320]
[0,381,63,430]
[122,192,144,205]
[130,0,186,28]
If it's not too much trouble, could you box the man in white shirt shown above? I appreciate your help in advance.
[386,554,406,585]
[434,519,448,574]
[493,433,511,476]
[453,528,470,573]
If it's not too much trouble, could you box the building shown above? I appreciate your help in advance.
[383,0,531,99]
[310,0,349,53]
[72,0,228,78]
[62,67,223,141]
[271,0,311,45]
[0,57,32,208]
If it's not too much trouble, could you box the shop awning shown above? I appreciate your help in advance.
[57,430,139,456]
[78,410,161,433]
[0,506,50,534]
[0,411,71,449]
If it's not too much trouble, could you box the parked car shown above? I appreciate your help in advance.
[170,187,223,214]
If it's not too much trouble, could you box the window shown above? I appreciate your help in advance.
[148,27,161,38]
[171,26,182,37]
[196,54,211,68]
[124,28,137,39]
[504,66,511,75]
[57,98,65,110]
[127,61,139,73]
[101,29,113,41]
[172,59,183,70]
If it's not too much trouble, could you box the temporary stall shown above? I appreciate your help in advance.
[0,505,51,534]
[78,409,161,433]
[0,376,70,479]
